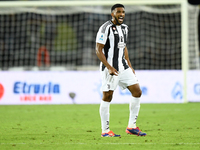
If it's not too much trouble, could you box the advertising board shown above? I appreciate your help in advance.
[0,70,199,105]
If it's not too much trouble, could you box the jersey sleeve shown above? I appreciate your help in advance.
[96,25,110,45]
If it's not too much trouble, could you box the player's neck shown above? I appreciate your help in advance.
[111,19,121,26]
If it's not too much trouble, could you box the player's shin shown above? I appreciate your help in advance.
[128,97,140,128]
[99,100,110,133]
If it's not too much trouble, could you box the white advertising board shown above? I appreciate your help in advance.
[0,70,199,105]
[187,70,200,102]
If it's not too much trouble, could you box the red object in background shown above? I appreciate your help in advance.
[37,46,50,67]
[0,83,4,99]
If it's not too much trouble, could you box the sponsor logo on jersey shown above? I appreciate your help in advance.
[99,35,103,41]
[118,36,126,49]
[118,42,126,49]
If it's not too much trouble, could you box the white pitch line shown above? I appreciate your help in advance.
[0,143,200,145]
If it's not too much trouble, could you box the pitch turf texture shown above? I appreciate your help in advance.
[0,103,200,150]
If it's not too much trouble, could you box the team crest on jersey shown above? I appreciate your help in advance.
[114,31,118,34]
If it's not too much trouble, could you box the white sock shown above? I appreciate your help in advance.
[99,100,110,133]
[128,96,140,128]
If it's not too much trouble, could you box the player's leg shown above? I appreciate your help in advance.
[99,69,120,137]
[100,90,113,134]
[118,68,146,136]
[118,69,141,128]
[128,83,142,97]
[126,83,146,136]
[127,83,142,128]
[100,91,121,137]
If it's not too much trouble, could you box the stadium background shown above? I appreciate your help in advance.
[0,2,200,150]
[0,0,199,104]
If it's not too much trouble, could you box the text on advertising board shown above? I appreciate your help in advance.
[13,82,60,102]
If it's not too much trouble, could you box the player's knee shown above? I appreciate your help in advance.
[102,93,113,102]
[133,89,142,98]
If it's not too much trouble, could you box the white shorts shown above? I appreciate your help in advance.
[100,67,139,92]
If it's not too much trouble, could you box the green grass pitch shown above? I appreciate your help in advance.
[0,103,200,150]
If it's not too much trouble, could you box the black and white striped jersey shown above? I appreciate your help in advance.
[96,20,129,72]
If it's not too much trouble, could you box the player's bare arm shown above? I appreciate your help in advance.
[96,42,119,76]
[124,46,135,74]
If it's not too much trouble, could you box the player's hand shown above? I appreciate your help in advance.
[131,68,135,74]
[108,67,119,76]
